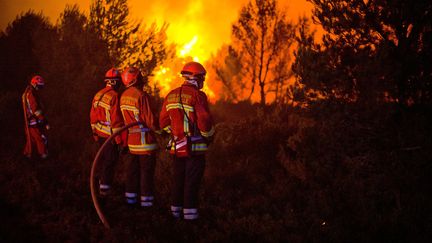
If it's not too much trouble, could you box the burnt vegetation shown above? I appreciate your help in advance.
[1,0,432,242]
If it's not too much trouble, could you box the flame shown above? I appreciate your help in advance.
[153,66,173,96]
[179,36,198,59]
[130,0,318,103]
[150,35,217,102]
[130,0,244,102]
[202,80,216,101]
[1,0,319,103]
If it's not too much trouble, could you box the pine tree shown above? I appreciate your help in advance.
[88,0,169,87]
[294,0,432,106]
[230,0,296,105]
[89,0,138,66]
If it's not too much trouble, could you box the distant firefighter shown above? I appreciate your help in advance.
[22,75,50,159]
[90,68,125,197]
[160,62,215,220]
[120,67,159,207]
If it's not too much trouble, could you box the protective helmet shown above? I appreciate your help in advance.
[105,68,121,81]
[181,62,206,89]
[104,68,121,87]
[121,67,141,88]
[181,62,206,78]
[30,75,45,87]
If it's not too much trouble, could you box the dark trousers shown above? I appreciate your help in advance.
[125,153,156,196]
[97,138,119,187]
[172,155,206,209]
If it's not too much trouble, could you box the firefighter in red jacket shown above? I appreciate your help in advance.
[160,62,215,220]
[120,67,159,207]
[22,75,50,159]
[90,68,124,196]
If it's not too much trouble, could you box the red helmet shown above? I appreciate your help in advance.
[105,68,121,81]
[30,75,44,86]
[181,62,206,78]
[121,67,141,87]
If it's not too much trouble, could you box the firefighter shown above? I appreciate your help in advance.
[90,68,124,197]
[120,67,159,207]
[22,75,50,160]
[159,62,215,220]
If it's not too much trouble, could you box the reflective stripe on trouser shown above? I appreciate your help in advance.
[125,153,156,202]
[141,195,154,207]
[172,155,206,210]
[183,208,199,220]
[23,127,48,158]
[171,205,182,218]
[97,138,119,187]
[125,192,138,204]
[99,183,110,196]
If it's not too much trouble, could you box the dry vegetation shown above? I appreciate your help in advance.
[1,0,432,241]
[1,99,432,242]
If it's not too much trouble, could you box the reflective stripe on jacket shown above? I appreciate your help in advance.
[159,83,214,154]
[120,86,159,155]
[90,86,124,143]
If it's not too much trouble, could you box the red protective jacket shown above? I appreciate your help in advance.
[120,86,159,155]
[22,85,48,157]
[23,85,47,126]
[90,86,124,144]
[159,83,215,155]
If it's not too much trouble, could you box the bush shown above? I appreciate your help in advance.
[278,102,432,242]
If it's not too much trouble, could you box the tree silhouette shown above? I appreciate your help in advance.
[230,0,296,105]
[48,5,109,112]
[211,45,244,102]
[89,0,170,85]
[0,11,55,91]
[89,0,139,66]
[295,0,432,106]
[121,23,171,81]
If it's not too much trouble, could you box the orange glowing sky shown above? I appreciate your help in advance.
[1,0,316,60]
[1,0,319,102]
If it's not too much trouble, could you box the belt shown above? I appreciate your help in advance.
[128,127,151,133]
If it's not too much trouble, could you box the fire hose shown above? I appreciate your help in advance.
[90,121,141,229]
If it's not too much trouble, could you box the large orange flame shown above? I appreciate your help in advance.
[0,0,318,103]
[132,0,317,102]
[150,36,217,102]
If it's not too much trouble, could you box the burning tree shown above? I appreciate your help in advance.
[121,23,171,79]
[216,0,296,105]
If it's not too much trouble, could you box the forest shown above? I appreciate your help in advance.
[0,0,431,242]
